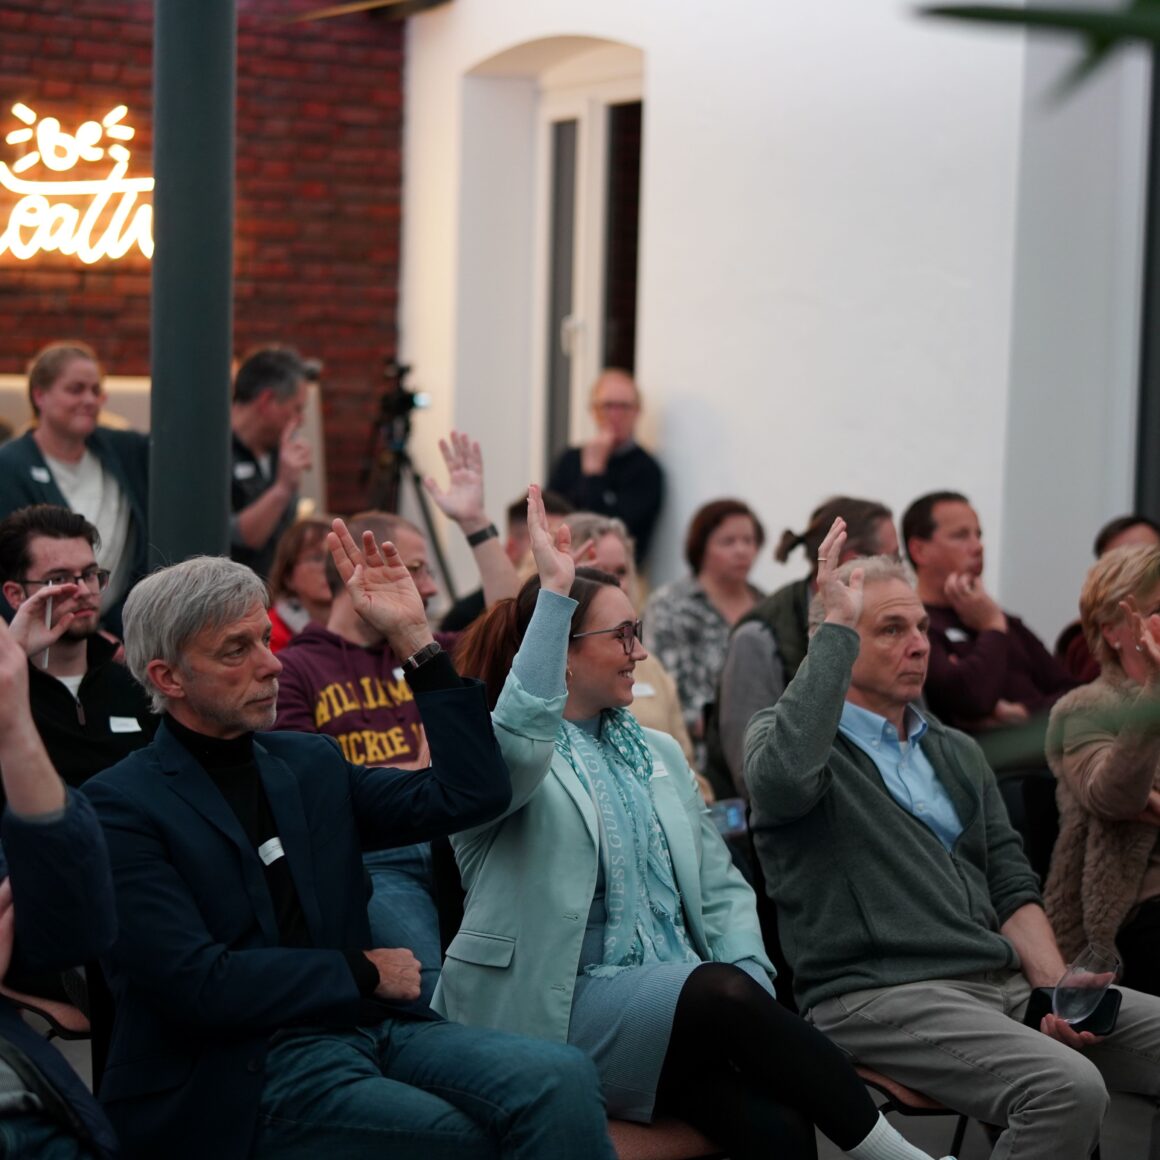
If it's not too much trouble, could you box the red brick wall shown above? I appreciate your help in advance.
[0,0,403,513]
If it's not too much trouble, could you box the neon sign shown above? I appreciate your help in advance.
[0,103,154,263]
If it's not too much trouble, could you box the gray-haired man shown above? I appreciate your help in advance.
[747,518,1160,1160]
[82,535,612,1160]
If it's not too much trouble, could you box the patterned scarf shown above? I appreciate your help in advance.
[555,709,700,976]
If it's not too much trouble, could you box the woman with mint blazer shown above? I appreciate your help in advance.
[433,488,950,1160]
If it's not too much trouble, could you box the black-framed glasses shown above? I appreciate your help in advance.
[18,567,110,593]
[570,619,643,656]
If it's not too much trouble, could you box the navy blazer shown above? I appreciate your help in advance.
[0,791,118,1157]
[0,428,150,636]
[82,680,508,1160]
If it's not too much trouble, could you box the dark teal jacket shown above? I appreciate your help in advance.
[0,428,149,635]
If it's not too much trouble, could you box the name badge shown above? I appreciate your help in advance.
[650,759,669,780]
[108,716,143,734]
[392,667,404,681]
[233,462,257,480]
[258,837,285,866]
[30,466,51,483]
[945,627,970,643]
[632,681,657,698]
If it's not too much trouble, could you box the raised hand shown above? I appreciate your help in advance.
[8,582,81,660]
[945,572,1007,633]
[423,431,488,531]
[817,518,863,629]
[527,484,580,597]
[327,519,433,659]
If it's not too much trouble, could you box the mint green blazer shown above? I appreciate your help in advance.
[432,671,774,1043]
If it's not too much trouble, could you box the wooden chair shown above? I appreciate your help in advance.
[856,1066,971,1156]
[607,1117,724,1160]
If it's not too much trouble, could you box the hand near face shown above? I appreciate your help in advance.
[817,518,864,629]
[580,426,616,476]
[528,484,581,597]
[276,419,312,490]
[422,431,488,530]
[1119,596,1160,687]
[363,947,422,1002]
[327,520,433,658]
[944,572,1007,633]
[8,582,81,659]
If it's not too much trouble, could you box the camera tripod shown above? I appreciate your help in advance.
[363,362,458,603]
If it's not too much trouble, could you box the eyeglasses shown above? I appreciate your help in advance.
[593,400,638,413]
[405,561,433,582]
[18,566,110,593]
[571,619,643,656]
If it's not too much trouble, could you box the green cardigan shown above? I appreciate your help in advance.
[746,623,1042,1012]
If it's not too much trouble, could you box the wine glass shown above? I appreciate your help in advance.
[1052,943,1121,1025]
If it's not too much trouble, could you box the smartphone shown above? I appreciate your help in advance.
[1023,986,1121,1036]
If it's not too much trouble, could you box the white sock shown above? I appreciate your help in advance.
[845,1112,953,1160]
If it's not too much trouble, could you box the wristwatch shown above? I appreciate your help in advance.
[402,641,443,673]
[465,523,499,547]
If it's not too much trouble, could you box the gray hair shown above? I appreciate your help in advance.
[123,556,269,712]
[564,512,638,594]
[807,555,914,635]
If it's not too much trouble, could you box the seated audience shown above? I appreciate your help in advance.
[276,433,518,1003]
[1045,545,1160,995]
[747,520,1160,1158]
[0,614,117,1158]
[442,490,573,631]
[0,342,148,636]
[563,512,704,795]
[439,489,947,1160]
[229,346,313,580]
[643,499,765,766]
[0,505,154,796]
[704,495,896,799]
[82,543,611,1160]
[547,369,663,564]
[1056,515,1160,683]
[903,490,1076,770]
[265,517,332,652]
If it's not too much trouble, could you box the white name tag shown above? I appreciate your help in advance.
[108,716,142,734]
[258,837,285,866]
[392,667,405,681]
[650,760,669,780]
[30,466,51,483]
[631,681,657,698]
[945,627,970,643]
[233,462,257,480]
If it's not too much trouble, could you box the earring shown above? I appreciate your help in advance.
[1112,640,1122,650]
[565,668,573,681]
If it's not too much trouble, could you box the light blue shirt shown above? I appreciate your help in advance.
[838,701,963,851]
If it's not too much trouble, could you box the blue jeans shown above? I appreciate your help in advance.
[0,1112,96,1159]
[252,1018,614,1160]
[363,844,441,1007]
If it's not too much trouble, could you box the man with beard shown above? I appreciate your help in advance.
[0,505,155,795]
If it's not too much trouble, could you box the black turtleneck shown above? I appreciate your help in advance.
[165,715,312,950]
[164,714,380,999]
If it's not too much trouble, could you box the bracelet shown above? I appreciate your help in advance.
[465,523,499,547]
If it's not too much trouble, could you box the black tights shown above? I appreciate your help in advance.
[655,963,879,1160]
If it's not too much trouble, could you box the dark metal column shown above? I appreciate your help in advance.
[1138,49,1160,518]
[149,0,236,566]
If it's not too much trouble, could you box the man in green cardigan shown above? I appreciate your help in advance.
[747,518,1160,1160]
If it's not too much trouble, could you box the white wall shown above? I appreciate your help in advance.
[1000,37,1149,643]
[400,0,1146,638]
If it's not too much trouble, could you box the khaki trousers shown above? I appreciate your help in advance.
[810,970,1160,1160]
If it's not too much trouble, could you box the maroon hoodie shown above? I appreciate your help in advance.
[274,622,457,764]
